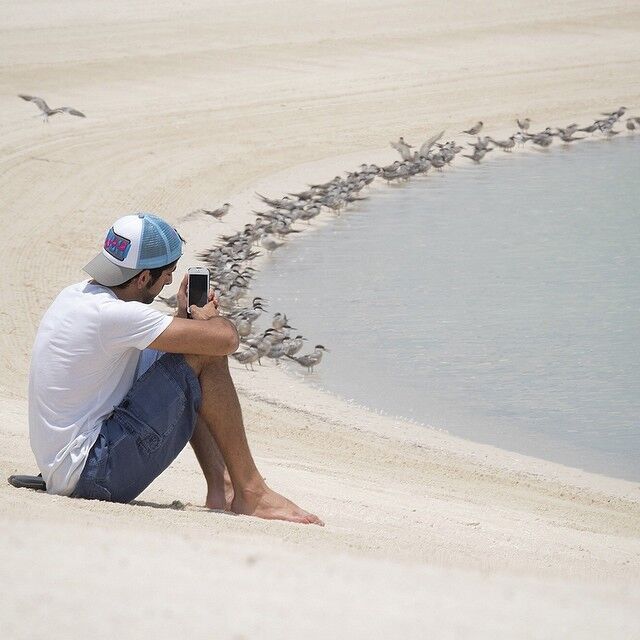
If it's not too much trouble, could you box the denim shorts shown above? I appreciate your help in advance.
[71,351,201,503]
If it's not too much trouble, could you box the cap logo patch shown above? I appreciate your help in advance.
[104,228,131,262]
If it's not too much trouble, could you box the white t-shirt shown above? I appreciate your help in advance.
[28,281,173,496]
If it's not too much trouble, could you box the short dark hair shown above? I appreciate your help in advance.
[113,260,178,290]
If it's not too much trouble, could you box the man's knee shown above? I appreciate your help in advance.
[184,353,229,377]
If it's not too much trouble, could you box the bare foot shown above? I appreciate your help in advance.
[204,486,226,511]
[224,471,234,509]
[232,485,324,526]
[204,470,235,510]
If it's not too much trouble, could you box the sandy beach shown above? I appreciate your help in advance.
[1,1,640,638]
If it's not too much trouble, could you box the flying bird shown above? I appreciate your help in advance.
[18,94,86,121]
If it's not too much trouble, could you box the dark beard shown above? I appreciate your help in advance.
[141,283,157,304]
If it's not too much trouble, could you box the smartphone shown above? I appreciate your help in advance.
[187,267,210,316]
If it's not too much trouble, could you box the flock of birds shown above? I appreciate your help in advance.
[159,106,637,374]
[159,167,392,372]
[384,107,636,173]
[18,96,637,373]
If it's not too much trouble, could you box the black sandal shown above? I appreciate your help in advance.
[8,473,47,491]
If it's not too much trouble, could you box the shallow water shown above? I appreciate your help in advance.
[251,135,640,481]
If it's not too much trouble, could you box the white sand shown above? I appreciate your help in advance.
[1,2,639,638]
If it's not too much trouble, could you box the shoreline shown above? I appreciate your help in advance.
[174,121,638,492]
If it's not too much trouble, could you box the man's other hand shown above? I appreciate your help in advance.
[190,295,219,320]
[176,274,189,318]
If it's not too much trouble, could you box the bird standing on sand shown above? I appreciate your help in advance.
[462,121,483,135]
[601,107,626,118]
[468,136,491,152]
[559,123,579,135]
[272,312,288,330]
[487,136,516,151]
[231,347,260,371]
[191,203,230,221]
[234,316,253,339]
[513,131,529,146]
[598,118,620,136]
[285,335,307,356]
[578,122,600,133]
[516,118,531,131]
[230,297,266,324]
[530,131,554,147]
[286,345,329,373]
[429,154,446,170]
[256,193,298,211]
[557,130,585,143]
[298,205,321,223]
[260,235,284,253]
[463,147,493,163]
[266,338,291,364]
[244,329,278,365]
[19,94,86,121]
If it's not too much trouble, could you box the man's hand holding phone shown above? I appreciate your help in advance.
[175,270,219,320]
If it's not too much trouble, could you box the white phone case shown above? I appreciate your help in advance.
[187,267,210,315]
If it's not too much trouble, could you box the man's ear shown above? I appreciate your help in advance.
[136,270,151,289]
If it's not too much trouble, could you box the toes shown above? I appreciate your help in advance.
[290,511,324,526]
[304,513,325,526]
[290,514,310,524]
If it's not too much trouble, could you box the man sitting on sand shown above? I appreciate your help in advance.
[28,213,323,525]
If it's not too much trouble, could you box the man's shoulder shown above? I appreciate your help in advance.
[49,281,109,311]
[56,279,107,299]
[52,281,169,324]
[99,294,171,331]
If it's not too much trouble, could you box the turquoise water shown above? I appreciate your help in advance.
[251,136,640,481]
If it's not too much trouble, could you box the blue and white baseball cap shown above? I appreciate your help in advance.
[84,213,183,286]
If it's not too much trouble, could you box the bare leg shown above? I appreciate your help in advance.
[190,417,233,510]
[184,354,324,526]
